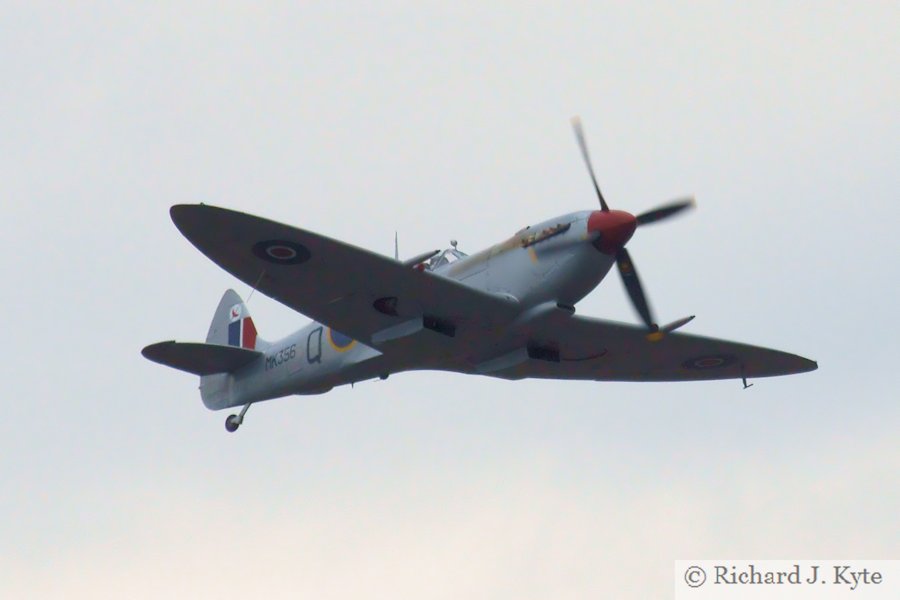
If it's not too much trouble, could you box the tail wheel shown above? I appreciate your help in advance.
[225,414,241,432]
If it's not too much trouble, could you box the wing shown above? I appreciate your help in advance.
[169,205,517,350]
[487,315,817,382]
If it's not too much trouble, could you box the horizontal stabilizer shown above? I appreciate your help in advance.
[142,341,262,375]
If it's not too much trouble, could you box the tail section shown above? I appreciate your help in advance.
[142,289,269,411]
[198,290,269,410]
[206,289,265,350]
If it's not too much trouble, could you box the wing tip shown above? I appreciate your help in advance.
[770,351,818,376]
[777,354,818,377]
[170,204,197,235]
[169,204,237,249]
[169,203,209,227]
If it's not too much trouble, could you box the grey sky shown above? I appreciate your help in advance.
[2,2,898,598]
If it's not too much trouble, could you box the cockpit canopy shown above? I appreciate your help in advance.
[426,247,468,271]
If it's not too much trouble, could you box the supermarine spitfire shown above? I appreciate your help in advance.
[143,120,817,432]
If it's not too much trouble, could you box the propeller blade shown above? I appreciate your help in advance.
[661,315,695,333]
[636,197,695,226]
[571,117,610,212]
[616,247,656,330]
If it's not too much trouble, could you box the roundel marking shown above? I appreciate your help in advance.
[682,354,737,370]
[327,328,356,352]
[252,240,311,265]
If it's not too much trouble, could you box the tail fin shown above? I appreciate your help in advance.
[206,289,265,350]
[201,290,267,410]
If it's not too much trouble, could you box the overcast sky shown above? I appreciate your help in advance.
[2,2,898,598]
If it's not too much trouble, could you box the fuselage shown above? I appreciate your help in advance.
[206,210,614,409]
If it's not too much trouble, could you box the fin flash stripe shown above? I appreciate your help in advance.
[228,314,257,350]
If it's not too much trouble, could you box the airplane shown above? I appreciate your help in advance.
[142,119,817,432]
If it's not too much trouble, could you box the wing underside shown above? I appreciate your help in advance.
[482,315,817,382]
[169,205,517,362]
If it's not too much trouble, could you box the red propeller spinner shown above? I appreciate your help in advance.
[587,209,637,254]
